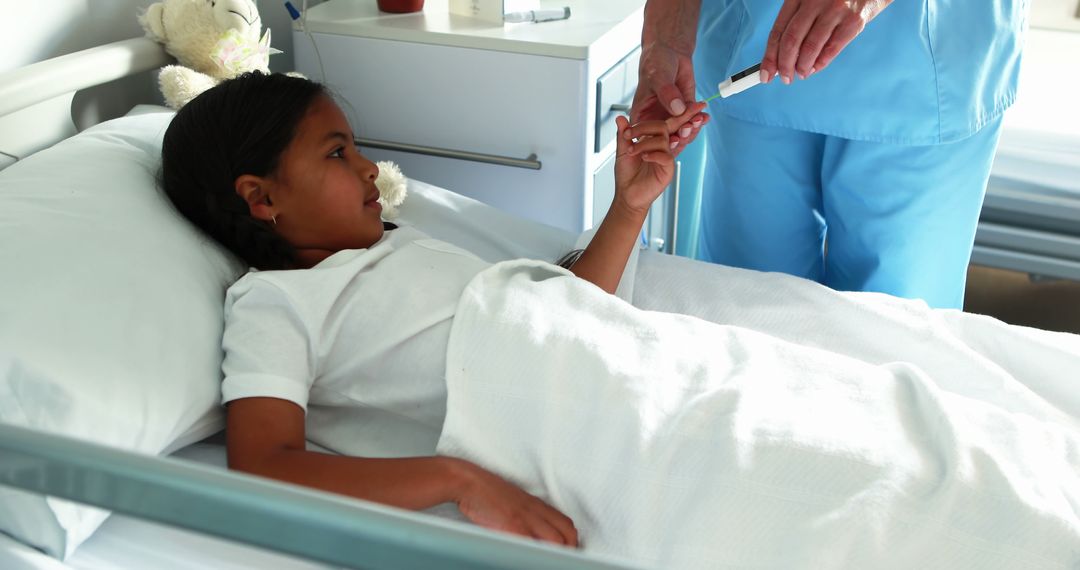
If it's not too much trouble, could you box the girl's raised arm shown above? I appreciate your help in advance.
[568,103,706,293]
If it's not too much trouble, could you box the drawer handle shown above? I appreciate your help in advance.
[355,137,541,171]
[610,103,631,113]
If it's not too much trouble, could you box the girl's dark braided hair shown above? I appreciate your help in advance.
[161,71,326,270]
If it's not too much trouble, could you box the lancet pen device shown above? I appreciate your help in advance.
[705,63,769,102]
[718,63,763,98]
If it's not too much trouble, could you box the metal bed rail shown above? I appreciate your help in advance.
[973,180,1080,281]
[0,424,641,570]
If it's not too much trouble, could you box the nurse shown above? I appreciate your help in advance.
[634,0,1029,309]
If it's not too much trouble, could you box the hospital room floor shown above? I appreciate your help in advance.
[965,265,1080,335]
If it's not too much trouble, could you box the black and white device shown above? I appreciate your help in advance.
[717,63,764,98]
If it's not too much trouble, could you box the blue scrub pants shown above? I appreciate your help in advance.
[697,114,1004,309]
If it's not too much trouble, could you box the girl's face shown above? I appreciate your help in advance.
[258,95,384,266]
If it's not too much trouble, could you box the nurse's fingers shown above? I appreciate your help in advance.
[777,8,819,84]
[653,82,688,118]
[662,101,707,135]
[761,0,801,84]
[795,8,844,79]
[812,14,864,74]
[767,2,818,85]
[669,112,709,156]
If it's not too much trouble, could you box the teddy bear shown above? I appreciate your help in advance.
[138,0,408,216]
[138,0,283,110]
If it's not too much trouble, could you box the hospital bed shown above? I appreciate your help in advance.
[0,36,641,570]
[1,32,1078,570]
[973,28,1080,281]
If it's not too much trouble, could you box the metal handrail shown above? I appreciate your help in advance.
[0,38,171,119]
[356,137,542,170]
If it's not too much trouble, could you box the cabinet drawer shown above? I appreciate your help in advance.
[594,47,641,152]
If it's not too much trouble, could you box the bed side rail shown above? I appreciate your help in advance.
[0,424,640,570]
[0,37,172,167]
[0,38,170,120]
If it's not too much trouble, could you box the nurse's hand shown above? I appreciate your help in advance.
[760,0,893,85]
[631,43,709,156]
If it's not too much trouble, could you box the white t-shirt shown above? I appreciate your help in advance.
[221,225,491,458]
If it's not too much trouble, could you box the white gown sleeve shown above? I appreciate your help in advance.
[221,276,316,412]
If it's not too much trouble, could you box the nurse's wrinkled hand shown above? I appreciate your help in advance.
[760,0,893,85]
[631,43,709,156]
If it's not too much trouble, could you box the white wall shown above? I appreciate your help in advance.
[0,0,303,126]
[0,0,300,73]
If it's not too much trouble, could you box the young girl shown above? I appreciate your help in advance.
[161,71,706,548]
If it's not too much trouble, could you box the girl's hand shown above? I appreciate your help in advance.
[453,460,579,547]
[614,105,702,214]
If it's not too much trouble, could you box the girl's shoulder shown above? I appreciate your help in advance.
[223,269,298,311]
[222,223,433,305]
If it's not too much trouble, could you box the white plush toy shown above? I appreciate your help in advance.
[138,0,283,110]
[373,161,408,219]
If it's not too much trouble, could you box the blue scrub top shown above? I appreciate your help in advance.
[695,0,1029,145]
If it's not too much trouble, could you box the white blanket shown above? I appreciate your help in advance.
[437,260,1080,570]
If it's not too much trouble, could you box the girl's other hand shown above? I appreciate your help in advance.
[451,459,579,547]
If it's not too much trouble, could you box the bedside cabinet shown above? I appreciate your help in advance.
[293,0,678,252]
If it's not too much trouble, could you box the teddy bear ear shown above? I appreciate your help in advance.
[138,3,168,43]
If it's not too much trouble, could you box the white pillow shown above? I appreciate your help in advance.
[0,107,244,559]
